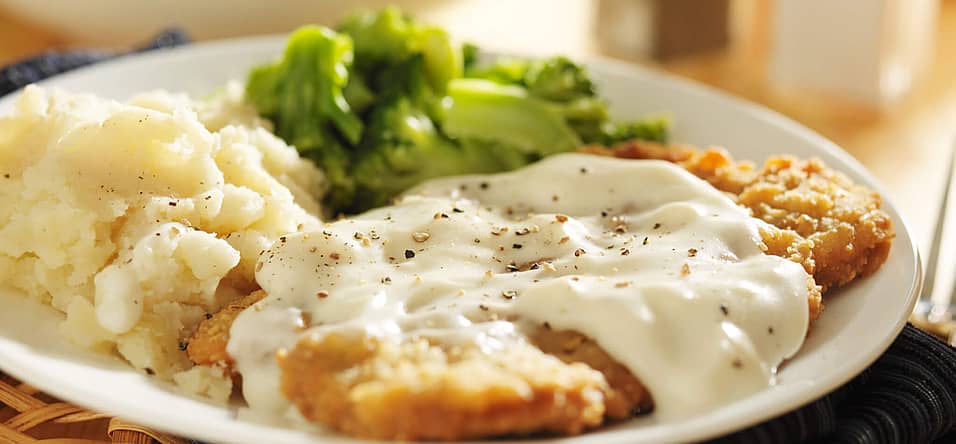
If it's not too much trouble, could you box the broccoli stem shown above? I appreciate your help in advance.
[443,78,581,156]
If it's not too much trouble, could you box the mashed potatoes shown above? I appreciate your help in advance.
[0,85,325,397]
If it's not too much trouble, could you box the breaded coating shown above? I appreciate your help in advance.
[529,328,653,419]
[184,142,875,440]
[583,140,895,293]
[275,284,822,441]
[186,290,266,368]
[278,333,610,441]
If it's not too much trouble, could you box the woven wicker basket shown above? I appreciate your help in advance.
[0,371,185,444]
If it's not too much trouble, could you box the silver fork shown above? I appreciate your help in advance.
[911,142,956,345]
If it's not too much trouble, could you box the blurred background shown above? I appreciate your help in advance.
[1,0,954,257]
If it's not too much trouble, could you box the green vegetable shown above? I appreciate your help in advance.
[597,116,671,145]
[524,56,596,102]
[443,78,580,156]
[348,57,528,212]
[461,42,480,71]
[350,97,526,212]
[339,6,461,94]
[246,26,363,147]
[244,7,670,216]
[466,56,594,102]
[465,56,667,145]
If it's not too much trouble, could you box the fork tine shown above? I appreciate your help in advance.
[921,141,956,320]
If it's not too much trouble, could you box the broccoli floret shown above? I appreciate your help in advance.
[462,42,480,71]
[558,97,610,143]
[465,58,529,86]
[349,96,526,213]
[347,59,526,212]
[340,7,461,94]
[466,56,595,102]
[309,141,356,212]
[245,26,363,148]
[337,6,415,68]
[524,56,596,102]
[245,9,671,216]
[443,78,581,156]
[598,117,671,145]
[343,74,375,114]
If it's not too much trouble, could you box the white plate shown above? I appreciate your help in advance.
[0,36,920,444]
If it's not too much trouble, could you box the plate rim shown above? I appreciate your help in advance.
[0,34,923,444]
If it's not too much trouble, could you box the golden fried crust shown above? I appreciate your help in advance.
[529,328,653,419]
[278,333,611,441]
[186,290,266,368]
[185,142,858,440]
[584,140,895,293]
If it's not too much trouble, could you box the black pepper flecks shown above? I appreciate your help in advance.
[479,182,489,190]
[732,359,743,369]
[178,342,188,351]
[512,243,523,249]
[405,249,416,259]
[720,304,729,316]
[653,223,661,230]
[642,236,649,245]
[502,290,518,300]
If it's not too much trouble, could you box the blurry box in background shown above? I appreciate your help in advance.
[771,0,939,107]
[596,0,731,59]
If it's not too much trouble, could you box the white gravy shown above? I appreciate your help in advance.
[227,153,810,420]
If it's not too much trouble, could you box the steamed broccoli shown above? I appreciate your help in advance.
[443,78,581,156]
[244,8,671,215]
[597,117,670,145]
[349,57,527,212]
[340,6,461,94]
[246,26,362,148]
[465,55,667,145]
[466,56,595,102]
[245,26,365,211]
[350,97,526,211]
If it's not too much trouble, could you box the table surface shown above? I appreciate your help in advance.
[0,1,953,441]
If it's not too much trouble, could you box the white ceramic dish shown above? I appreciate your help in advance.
[0,36,920,444]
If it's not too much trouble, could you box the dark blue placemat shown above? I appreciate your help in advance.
[3,31,953,444]
[0,28,188,98]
